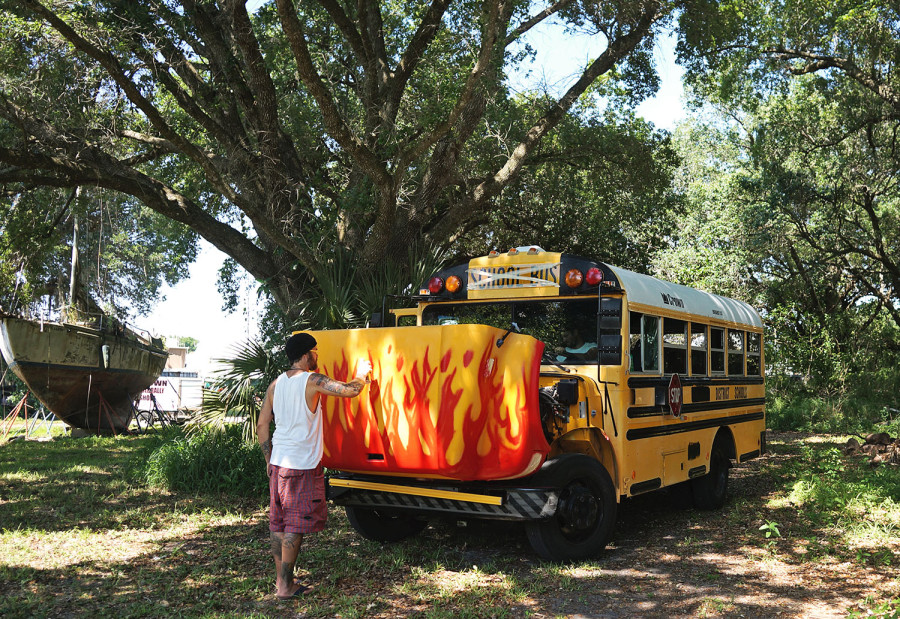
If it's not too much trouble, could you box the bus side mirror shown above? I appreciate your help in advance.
[598,334,622,365]
[599,297,622,330]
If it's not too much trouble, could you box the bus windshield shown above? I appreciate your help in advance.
[422,298,599,364]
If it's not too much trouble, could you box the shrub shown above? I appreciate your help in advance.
[766,373,900,434]
[143,424,267,496]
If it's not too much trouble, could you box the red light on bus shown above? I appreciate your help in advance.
[428,277,444,294]
[586,267,603,286]
[564,269,583,288]
[445,275,462,293]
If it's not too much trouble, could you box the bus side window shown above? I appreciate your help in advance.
[728,330,745,375]
[747,332,762,376]
[642,315,660,373]
[663,317,687,374]
[690,323,708,376]
[710,327,725,374]
[629,311,642,372]
[398,315,417,326]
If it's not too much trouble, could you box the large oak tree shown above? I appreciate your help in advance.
[0,0,678,322]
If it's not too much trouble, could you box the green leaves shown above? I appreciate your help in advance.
[195,338,281,443]
[1,0,678,326]
[143,425,267,496]
[669,1,900,426]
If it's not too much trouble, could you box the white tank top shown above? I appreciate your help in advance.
[270,371,323,470]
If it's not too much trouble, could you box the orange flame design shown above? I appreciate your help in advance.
[313,325,548,481]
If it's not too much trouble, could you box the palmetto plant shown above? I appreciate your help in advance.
[194,339,281,443]
[296,242,449,330]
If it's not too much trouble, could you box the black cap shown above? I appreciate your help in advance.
[285,333,316,363]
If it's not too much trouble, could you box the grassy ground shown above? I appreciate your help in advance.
[1,430,899,618]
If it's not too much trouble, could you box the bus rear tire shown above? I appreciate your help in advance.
[692,442,730,510]
[525,454,617,561]
[345,506,427,543]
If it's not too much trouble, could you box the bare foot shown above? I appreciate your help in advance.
[275,582,307,600]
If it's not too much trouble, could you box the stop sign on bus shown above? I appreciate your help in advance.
[668,373,683,417]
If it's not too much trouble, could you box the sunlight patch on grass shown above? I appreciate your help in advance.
[400,565,520,612]
[0,526,166,568]
[0,470,42,483]
[697,596,736,617]
[58,463,112,475]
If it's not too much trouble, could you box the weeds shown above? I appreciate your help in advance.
[848,596,900,619]
[142,424,267,496]
[779,444,900,546]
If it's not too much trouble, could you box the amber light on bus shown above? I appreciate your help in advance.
[445,275,462,293]
[565,268,584,288]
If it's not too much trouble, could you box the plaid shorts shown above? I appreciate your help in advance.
[268,463,327,534]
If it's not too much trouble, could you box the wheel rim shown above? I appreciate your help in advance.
[557,481,601,540]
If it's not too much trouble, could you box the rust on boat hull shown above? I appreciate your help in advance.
[0,316,168,432]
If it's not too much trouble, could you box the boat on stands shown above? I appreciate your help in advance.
[0,314,167,432]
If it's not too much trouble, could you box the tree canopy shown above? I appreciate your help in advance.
[677,0,900,328]
[0,0,681,322]
[663,0,900,423]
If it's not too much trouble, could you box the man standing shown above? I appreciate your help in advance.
[257,332,371,600]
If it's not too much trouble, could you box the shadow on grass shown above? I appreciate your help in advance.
[0,431,895,618]
[0,432,196,533]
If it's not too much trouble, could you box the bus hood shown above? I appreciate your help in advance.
[310,324,549,481]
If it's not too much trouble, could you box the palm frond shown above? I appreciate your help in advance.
[295,248,361,329]
[357,241,450,317]
[191,338,280,443]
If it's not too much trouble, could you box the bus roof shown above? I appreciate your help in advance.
[606,264,763,329]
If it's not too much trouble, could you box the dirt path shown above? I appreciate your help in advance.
[511,433,897,618]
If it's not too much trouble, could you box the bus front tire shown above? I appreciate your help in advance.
[345,506,427,543]
[692,444,730,510]
[525,454,617,561]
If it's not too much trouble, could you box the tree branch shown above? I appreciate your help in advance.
[395,0,508,174]
[316,0,369,62]
[275,0,392,189]
[764,46,900,110]
[387,0,452,123]
[19,0,244,208]
[505,0,575,45]
[429,0,662,241]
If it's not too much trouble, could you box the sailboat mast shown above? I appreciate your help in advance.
[68,215,79,316]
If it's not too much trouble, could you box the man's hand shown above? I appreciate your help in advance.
[355,359,373,382]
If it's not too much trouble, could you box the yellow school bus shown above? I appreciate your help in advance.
[313,247,765,560]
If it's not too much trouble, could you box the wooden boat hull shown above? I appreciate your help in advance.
[0,317,167,432]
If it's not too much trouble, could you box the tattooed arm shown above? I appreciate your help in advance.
[309,373,367,398]
[257,379,277,469]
